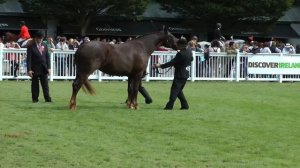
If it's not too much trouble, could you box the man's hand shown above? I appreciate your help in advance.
[153,63,161,68]
[27,70,34,78]
[48,69,51,76]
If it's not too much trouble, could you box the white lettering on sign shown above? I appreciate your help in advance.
[0,23,8,28]
[95,24,122,32]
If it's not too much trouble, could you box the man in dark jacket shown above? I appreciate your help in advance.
[154,38,193,110]
[27,31,52,103]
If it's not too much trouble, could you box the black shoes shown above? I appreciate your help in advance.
[32,99,52,103]
[163,107,189,110]
[145,99,152,104]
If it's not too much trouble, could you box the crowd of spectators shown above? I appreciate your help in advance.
[184,35,300,78]
[1,34,300,78]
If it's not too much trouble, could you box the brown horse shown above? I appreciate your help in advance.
[69,28,178,110]
[4,32,33,48]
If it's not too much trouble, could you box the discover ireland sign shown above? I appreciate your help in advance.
[248,55,300,74]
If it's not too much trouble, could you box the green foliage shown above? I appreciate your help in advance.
[19,0,149,17]
[18,0,150,35]
[1,81,300,167]
[157,0,294,23]
[294,0,300,5]
[0,0,6,4]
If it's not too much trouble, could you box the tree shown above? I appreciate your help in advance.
[0,0,6,4]
[155,0,295,38]
[294,0,300,5]
[157,0,294,22]
[18,0,150,36]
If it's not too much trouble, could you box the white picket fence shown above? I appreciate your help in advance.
[1,48,300,82]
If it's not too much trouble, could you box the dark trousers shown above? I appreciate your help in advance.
[31,74,51,102]
[165,78,189,109]
[10,61,19,77]
[139,85,152,104]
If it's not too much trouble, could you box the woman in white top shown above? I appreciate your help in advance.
[260,42,271,53]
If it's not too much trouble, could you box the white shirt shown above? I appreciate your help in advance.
[56,42,69,50]
[260,47,271,54]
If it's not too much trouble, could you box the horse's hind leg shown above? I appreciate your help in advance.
[129,76,142,110]
[69,74,88,110]
[126,77,133,108]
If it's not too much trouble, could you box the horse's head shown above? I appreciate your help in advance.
[162,26,178,50]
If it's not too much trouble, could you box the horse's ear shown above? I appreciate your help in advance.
[163,25,168,34]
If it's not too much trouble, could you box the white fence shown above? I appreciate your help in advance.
[1,48,300,82]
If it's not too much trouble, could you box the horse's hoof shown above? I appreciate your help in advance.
[69,102,76,111]
[128,103,135,109]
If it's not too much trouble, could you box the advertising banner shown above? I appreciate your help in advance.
[248,55,300,74]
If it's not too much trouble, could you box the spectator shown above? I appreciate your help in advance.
[188,40,202,52]
[240,44,250,53]
[225,41,237,77]
[5,41,20,77]
[282,43,296,54]
[44,36,56,52]
[55,36,69,76]
[80,36,90,45]
[116,37,124,44]
[226,41,237,55]
[109,38,116,44]
[126,37,132,41]
[56,36,69,50]
[202,44,211,77]
[68,38,80,50]
[211,40,222,53]
[269,41,281,53]
[250,41,260,54]
[26,31,52,103]
[239,44,249,78]
[260,42,271,54]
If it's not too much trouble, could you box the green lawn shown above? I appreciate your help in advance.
[0,80,299,168]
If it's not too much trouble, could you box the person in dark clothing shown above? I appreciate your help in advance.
[213,23,226,41]
[26,31,52,103]
[126,72,152,104]
[139,71,152,104]
[250,41,260,54]
[154,38,193,110]
[139,84,152,104]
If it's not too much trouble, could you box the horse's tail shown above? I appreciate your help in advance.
[81,80,96,95]
[73,46,95,95]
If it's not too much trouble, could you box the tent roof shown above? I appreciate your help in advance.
[278,6,300,22]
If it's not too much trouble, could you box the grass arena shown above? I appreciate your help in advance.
[0,81,299,167]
